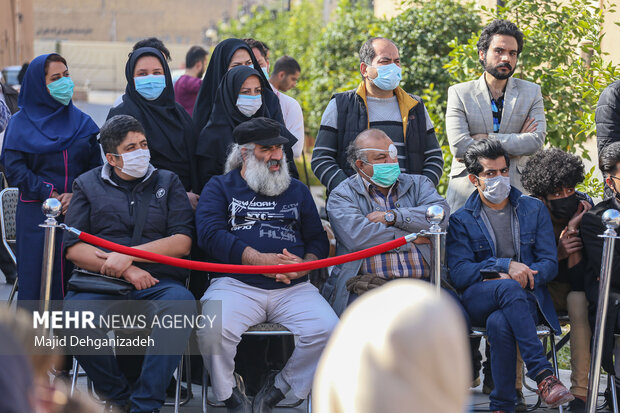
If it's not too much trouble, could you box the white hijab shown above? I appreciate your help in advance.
[313,279,471,413]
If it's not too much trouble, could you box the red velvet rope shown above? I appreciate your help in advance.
[78,231,408,274]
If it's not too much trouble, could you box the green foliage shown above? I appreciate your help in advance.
[576,166,606,200]
[383,0,481,142]
[445,0,620,157]
[303,0,382,137]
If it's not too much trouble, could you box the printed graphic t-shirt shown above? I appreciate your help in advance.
[196,169,329,289]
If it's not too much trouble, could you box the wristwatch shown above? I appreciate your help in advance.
[385,210,396,226]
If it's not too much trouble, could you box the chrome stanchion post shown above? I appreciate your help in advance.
[586,209,620,413]
[425,205,446,294]
[39,198,62,314]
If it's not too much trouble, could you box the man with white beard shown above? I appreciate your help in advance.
[195,117,338,413]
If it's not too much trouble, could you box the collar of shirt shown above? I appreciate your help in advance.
[269,81,280,97]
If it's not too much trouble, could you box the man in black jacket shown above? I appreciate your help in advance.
[596,80,620,154]
[581,141,620,405]
[63,114,196,413]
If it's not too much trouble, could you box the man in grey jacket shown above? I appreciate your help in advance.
[445,19,546,212]
[323,129,450,316]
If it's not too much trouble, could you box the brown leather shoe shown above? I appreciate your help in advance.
[537,375,574,408]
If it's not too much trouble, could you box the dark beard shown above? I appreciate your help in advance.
[481,57,515,80]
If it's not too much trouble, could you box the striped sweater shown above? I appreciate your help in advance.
[311,84,444,193]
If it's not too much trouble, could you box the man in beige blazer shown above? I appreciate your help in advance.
[446,19,546,212]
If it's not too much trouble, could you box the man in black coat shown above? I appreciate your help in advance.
[596,80,620,154]
[581,141,620,405]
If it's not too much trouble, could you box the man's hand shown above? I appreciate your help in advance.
[186,191,200,210]
[414,236,431,245]
[567,200,592,232]
[366,211,388,225]
[471,134,488,141]
[508,261,537,289]
[96,251,134,278]
[557,228,584,260]
[55,193,73,215]
[242,247,297,282]
[122,265,159,290]
[274,249,311,284]
[520,117,538,133]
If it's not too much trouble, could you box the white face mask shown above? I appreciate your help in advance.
[113,149,151,178]
[236,94,262,117]
[479,175,511,204]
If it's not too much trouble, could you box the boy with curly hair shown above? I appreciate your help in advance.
[521,148,592,411]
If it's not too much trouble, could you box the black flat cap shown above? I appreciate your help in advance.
[233,117,289,146]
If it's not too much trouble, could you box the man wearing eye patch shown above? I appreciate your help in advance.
[521,149,593,412]
[324,129,449,315]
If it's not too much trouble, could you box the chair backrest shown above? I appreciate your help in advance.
[0,188,18,244]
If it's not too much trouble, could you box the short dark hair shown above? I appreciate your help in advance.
[132,37,171,61]
[599,142,620,177]
[464,138,510,176]
[521,149,585,198]
[359,37,397,65]
[185,45,208,68]
[44,54,67,75]
[273,56,301,76]
[100,115,146,154]
[243,38,269,59]
[477,19,524,56]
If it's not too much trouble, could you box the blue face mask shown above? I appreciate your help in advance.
[261,67,270,78]
[371,63,402,91]
[361,162,401,188]
[47,76,74,106]
[134,75,166,101]
[236,94,262,117]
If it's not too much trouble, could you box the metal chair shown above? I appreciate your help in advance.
[70,337,191,412]
[469,324,563,412]
[202,322,310,412]
[0,188,18,303]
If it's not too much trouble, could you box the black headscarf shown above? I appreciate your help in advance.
[192,38,285,133]
[196,66,298,187]
[107,47,199,192]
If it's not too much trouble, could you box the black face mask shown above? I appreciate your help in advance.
[547,193,580,220]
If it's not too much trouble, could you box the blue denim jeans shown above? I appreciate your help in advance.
[462,279,553,412]
[64,278,195,413]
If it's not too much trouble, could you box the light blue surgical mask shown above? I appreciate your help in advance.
[247,64,254,69]
[261,67,270,78]
[47,76,74,106]
[236,94,262,117]
[134,75,166,100]
[361,161,401,188]
[371,63,402,91]
[479,175,511,204]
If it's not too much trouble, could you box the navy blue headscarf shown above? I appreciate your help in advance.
[2,53,99,154]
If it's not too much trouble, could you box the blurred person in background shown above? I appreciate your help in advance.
[175,45,208,116]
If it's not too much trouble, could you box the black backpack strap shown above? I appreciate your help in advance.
[131,177,157,246]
